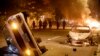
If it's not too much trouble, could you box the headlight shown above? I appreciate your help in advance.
[25,49,31,56]
[11,22,18,30]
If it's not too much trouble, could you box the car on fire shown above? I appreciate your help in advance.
[67,26,97,46]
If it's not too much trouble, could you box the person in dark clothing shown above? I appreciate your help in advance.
[48,20,52,29]
[56,21,60,29]
[32,21,35,29]
[43,20,47,29]
[39,20,42,29]
[62,20,66,29]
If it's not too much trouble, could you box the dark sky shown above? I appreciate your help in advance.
[0,0,19,15]
[0,0,15,11]
[0,0,100,20]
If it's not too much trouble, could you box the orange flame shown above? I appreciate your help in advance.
[84,17,100,29]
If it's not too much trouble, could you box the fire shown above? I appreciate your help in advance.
[84,18,100,29]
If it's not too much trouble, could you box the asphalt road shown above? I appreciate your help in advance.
[32,29,69,41]
[40,41,98,56]
[0,29,100,56]
[32,29,99,56]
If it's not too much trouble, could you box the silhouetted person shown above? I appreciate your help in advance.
[62,20,66,29]
[39,20,42,29]
[48,20,52,29]
[32,21,35,29]
[56,21,60,29]
[43,20,47,29]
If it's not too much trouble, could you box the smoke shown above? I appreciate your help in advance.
[44,0,99,20]
[79,0,91,19]
[50,0,91,20]
[66,0,91,20]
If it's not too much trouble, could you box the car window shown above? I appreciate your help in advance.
[76,29,90,33]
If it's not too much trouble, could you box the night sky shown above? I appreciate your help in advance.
[0,0,100,20]
[0,0,16,11]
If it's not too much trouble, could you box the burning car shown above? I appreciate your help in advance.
[67,26,94,46]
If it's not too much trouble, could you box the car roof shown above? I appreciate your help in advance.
[71,26,90,30]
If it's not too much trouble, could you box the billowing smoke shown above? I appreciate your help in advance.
[50,0,91,20]
[79,0,91,19]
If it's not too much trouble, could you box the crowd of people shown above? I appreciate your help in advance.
[32,20,67,29]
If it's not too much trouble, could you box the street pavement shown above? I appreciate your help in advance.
[32,29,69,41]
[32,29,99,56]
[0,29,100,56]
[40,41,98,56]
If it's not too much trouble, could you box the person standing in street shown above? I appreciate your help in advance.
[48,20,52,29]
[39,20,42,29]
[62,20,66,29]
[32,21,35,29]
[43,20,47,29]
[56,21,60,29]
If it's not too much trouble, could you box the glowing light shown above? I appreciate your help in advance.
[25,49,31,56]
[76,27,90,30]
[11,22,18,30]
[85,18,100,29]
[69,20,74,24]
[40,15,45,22]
